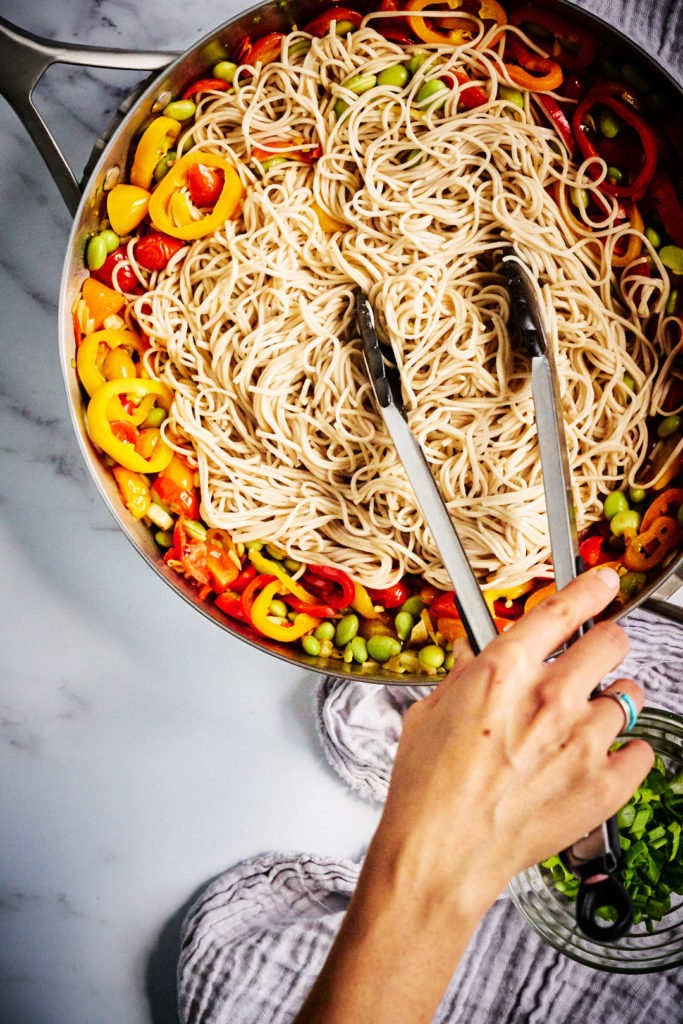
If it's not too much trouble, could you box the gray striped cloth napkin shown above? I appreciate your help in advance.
[178,2,683,1019]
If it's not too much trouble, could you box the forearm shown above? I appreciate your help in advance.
[293,836,498,1024]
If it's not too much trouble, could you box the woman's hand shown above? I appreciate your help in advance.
[294,568,654,1024]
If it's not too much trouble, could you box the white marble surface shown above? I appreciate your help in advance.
[0,4,379,1022]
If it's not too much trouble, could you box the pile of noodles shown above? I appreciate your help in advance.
[133,21,679,590]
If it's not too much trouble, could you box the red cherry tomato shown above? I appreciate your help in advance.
[238,32,285,65]
[134,233,186,271]
[187,162,225,207]
[367,580,409,608]
[92,247,138,292]
[579,535,604,567]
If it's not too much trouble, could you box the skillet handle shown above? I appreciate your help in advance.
[0,16,176,215]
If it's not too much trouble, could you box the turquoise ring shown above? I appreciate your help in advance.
[595,690,639,733]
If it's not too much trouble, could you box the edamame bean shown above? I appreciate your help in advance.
[335,613,359,646]
[599,110,621,138]
[333,19,356,35]
[610,509,642,536]
[416,79,448,109]
[408,52,427,74]
[623,372,635,392]
[658,414,683,438]
[405,149,423,167]
[645,226,662,249]
[344,73,377,95]
[499,85,525,108]
[350,636,368,663]
[398,595,426,617]
[283,557,302,573]
[98,229,120,253]
[212,60,237,83]
[142,406,167,428]
[678,505,683,529]
[86,235,108,271]
[343,642,354,663]
[162,99,197,121]
[154,151,177,181]
[265,543,285,560]
[245,540,263,551]
[314,621,335,642]
[334,98,350,119]
[570,187,589,211]
[603,490,629,520]
[287,612,297,622]
[622,63,650,92]
[260,156,288,171]
[155,529,173,548]
[660,246,683,275]
[600,57,621,78]
[378,64,409,88]
[524,20,553,39]
[301,634,321,657]
[395,611,414,640]
[607,165,623,184]
[444,652,455,671]
[366,634,401,662]
[418,644,445,669]
[629,486,647,504]
[666,289,681,316]
[184,520,207,541]
[619,570,647,597]
[269,599,289,619]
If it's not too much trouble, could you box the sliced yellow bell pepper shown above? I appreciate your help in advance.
[87,378,174,473]
[106,183,151,236]
[148,151,244,240]
[351,580,380,619]
[248,549,316,604]
[250,579,319,641]
[168,190,196,228]
[76,328,145,397]
[130,116,181,189]
[312,200,347,233]
[112,466,151,520]
[483,579,533,612]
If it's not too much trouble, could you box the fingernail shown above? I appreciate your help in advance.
[593,566,620,591]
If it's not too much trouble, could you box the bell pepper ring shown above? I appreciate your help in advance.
[624,516,682,571]
[508,7,597,72]
[238,32,286,65]
[611,202,644,268]
[130,116,181,190]
[572,90,658,200]
[215,590,250,623]
[504,37,563,93]
[148,151,244,240]
[641,489,683,533]
[249,579,320,641]
[306,564,356,609]
[182,78,231,100]
[304,8,364,37]
[76,328,145,397]
[406,0,506,46]
[247,549,318,605]
[87,378,174,473]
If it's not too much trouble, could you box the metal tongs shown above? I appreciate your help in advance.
[356,260,634,941]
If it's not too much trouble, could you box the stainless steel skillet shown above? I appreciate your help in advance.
[1,0,682,685]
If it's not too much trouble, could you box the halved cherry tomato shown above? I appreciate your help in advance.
[92,247,138,292]
[304,6,364,35]
[430,591,460,618]
[366,581,409,608]
[238,32,285,65]
[579,535,604,567]
[188,162,225,207]
[134,233,186,272]
[452,70,489,109]
[152,475,199,519]
[110,420,139,447]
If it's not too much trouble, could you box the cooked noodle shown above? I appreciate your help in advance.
[134,25,674,590]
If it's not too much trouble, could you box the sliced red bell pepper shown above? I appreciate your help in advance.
[429,590,460,618]
[537,95,577,156]
[230,564,257,593]
[305,564,356,609]
[509,7,597,71]
[304,7,364,36]
[182,78,231,100]
[559,74,586,103]
[492,598,524,621]
[366,580,409,609]
[650,168,683,247]
[288,597,338,618]
[663,378,683,412]
[452,70,489,110]
[238,32,285,66]
[572,89,658,200]
[215,590,250,623]
[241,573,276,622]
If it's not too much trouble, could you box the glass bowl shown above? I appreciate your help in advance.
[508,707,683,973]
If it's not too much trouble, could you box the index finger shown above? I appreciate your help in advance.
[490,567,621,665]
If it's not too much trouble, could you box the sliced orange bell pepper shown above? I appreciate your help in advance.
[437,617,467,643]
[130,116,182,189]
[641,488,683,532]
[611,202,644,268]
[406,0,506,45]
[112,466,152,520]
[148,151,244,240]
[623,516,682,571]
[106,183,151,236]
[312,200,347,232]
[81,278,126,331]
[524,580,556,612]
